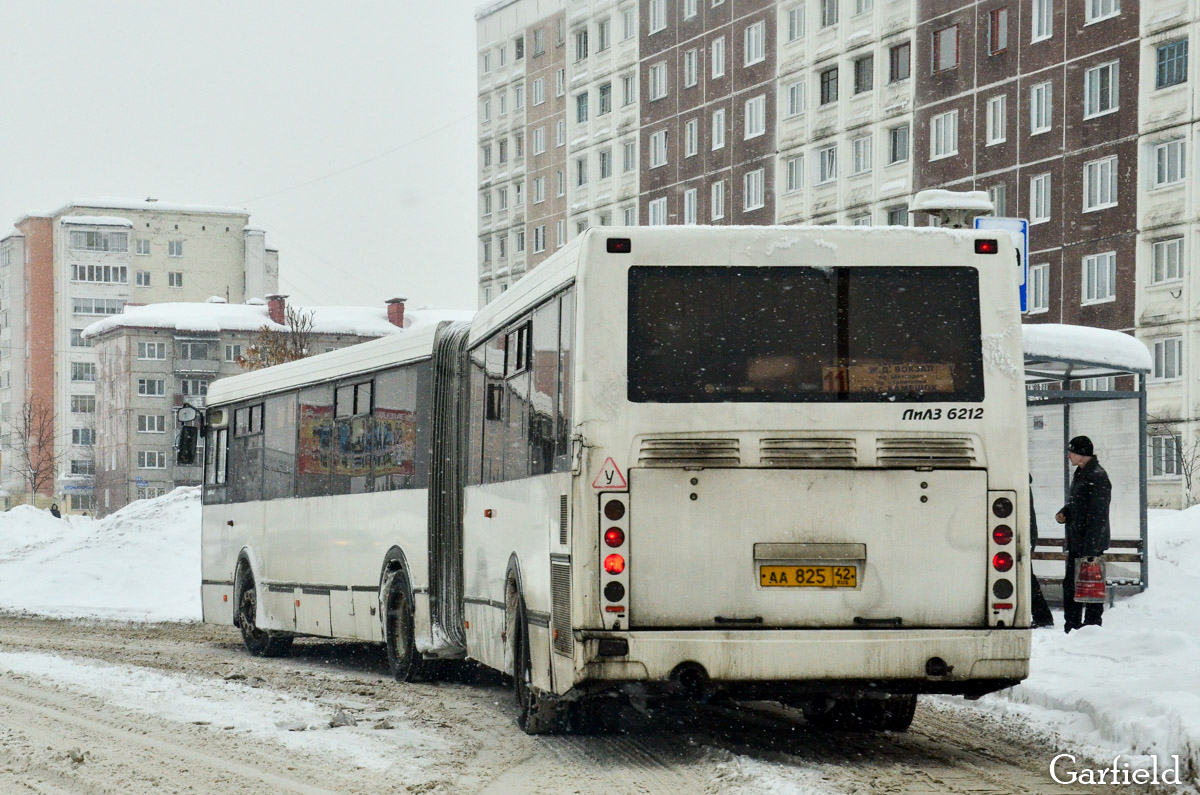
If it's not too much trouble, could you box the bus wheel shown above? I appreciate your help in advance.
[385,571,432,682]
[513,602,564,735]
[235,567,293,658]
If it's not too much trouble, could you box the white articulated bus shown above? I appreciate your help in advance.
[191,225,1031,734]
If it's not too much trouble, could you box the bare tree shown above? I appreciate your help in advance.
[236,306,317,371]
[14,398,63,498]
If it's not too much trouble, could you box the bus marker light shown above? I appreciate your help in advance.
[992,552,1014,572]
[223,594,228,602]
[992,525,1013,545]
[606,237,632,254]
[604,554,625,574]
[605,605,625,612]
[975,239,999,254]
[484,509,494,518]
[993,603,1013,610]
[295,599,301,607]
[604,528,625,547]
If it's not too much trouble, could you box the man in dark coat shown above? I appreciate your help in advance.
[1029,477,1054,628]
[1054,435,1111,632]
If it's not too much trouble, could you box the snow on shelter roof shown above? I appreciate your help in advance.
[1023,323,1152,375]
[60,216,133,227]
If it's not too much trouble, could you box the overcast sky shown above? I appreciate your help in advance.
[0,1,481,311]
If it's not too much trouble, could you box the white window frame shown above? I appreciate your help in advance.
[743,168,765,211]
[1032,0,1052,42]
[623,140,637,172]
[1081,250,1117,304]
[683,188,698,224]
[1083,61,1119,118]
[711,37,726,78]
[1083,155,1118,212]
[649,62,668,100]
[712,108,726,150]
[817,145,838,184]
[684,49,698,88]
[786,81,805,117]
[1150,433,1182,478]
[1153,336,1183,381]
[986,95,1006,145]
[1028,262,1049,313]
[1152,237,1184,284]
[135,239,150,255]
[1030,173,1051,224]
[684,119,699,157]
[168,240,183,257]
[649,0,666,33]
[648,197,668,225]
[787,5,805,42]
[744,95,766,139]
[711,181,726,220]
[786,155,804,192]
[930,110,958,160]
[137,414,167,434]
[1030,81,1052,134]
[650,130,668,168]
[137,341,166,360]
[1085,0,1120,24]
[888,124,909,164]
[851,135,872,175]
[744,21,766,66]
[1154,139,1187,187]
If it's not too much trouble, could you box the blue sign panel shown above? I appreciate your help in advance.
[975,216,1030,313]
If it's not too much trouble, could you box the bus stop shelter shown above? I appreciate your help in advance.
[1023,324,1153,596]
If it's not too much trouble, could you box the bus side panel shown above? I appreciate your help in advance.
[200,499,265,625]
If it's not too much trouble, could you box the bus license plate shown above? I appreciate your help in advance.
[759,565,857,588]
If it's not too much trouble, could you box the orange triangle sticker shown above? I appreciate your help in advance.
[591,457,627,490]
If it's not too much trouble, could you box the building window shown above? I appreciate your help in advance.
[711,181,726,220]
[989,8,1008,54]
[712,37,726,78]
[986,95,1006,145]
[70,459,95,476]
[556,119,565,146]
[930,110,958,159]
[888,124,909,164]
[817,144,837,184]
[1084,61,1119,118]
[685,119,699,156]
[1155,139,1187,187]
[854,0,871,13]
[744,21,766,66]
[1153,337,1183,381]
[71,395,96,413]
[533,127,545,155]
[851,135,872,174]
[1031,81,1052,133]
[181,378,209,396]
[599,148,613,178]
[532,28,545,56]
[557,168,565,195]
[622,73,636,106]
[743,169,765,211]
[684,49,698,88]
[683,189,698,225]
[515,229,525,252]
[1028,262,1049,313]
[515,34,525,59]
[622,7,636,40]
[787,5,805,41]
[575,156,588,186]
[168,240,183,257]
[70,328,94,348]
[135,239,150,255]
[889,42,910,82]
[533,225,546,253]
[69,230,128,252]
[712,108,726,149]
[168,271,183,288]
[1157,40,1188,89]
[224,344,243,362]
[821,0,838,27]
[650,130,668,167]
[744,95,765,138]
[650,0,666,33]
[136,270,150,287]
[1085,0,1120,24]
[70,264,128,284]
[684,0,698,17]
[1083,155,1118,211]
[67,364,95,387]
[850,214,871,226]
[533,177,545,203]
[988,184,1007,216]
[556,68,565,97]
[532,77,545,105]
[1150,434,1181,477]
[623,140,637,172]
[649,197,668,225]
[1030,173,1051,223]
[649,62,668,100]
[623,206,637,226]
[853,55,873,93]
[481,192,493,217]
[138,378,166,397]
[933,25,958,72]
[786,156,804,192]
[786,80,806,116]
[576,92,589,123]
[138,414,166,433]
[1152,237,1184,284]
[138,450,167,469]
[820,67,838,104]
[138,341,166,360]
[1032,0,1052,41]
[574,28,588,61]
[598,83,612,115]
[1082,251,1117,303]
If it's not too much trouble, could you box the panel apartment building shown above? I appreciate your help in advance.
[0,198,280,510]
[478,1,1200,507]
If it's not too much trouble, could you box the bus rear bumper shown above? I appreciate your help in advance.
[577,628,1029,699]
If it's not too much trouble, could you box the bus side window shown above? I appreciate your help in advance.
[297,385,335,498]
[554,288,575,472]
[482,333,507,484]
[203,427,228,505]
[373,366,420,492]
[262,393,297,500]
[504,319,532,482]
[530,300,559,476]
[466,347,486,487]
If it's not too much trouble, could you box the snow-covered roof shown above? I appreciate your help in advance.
[1023,323,1152,374]
[82,302,470,340]
[910,189,995,213]
[1,229,24,241]
[51,198,250,217]
[474,0,520,20]
[60,216,133,228]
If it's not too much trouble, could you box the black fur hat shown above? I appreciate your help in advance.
[1067,436,1094,456]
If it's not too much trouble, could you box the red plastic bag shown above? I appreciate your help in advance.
[1074,556,1107,603]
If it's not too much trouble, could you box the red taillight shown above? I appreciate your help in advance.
[992,525,1013,545]
[604,554,625,574]
[604,528,625,547]
[992,551,1013,572]
[993,603,1013,610]
[975,239,999,254]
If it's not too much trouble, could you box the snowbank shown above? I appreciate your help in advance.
[966,507,1200,781]
[0,488,200,622]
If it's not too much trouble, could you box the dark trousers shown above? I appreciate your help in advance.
[1030,572,1054,627]
[1063,553,1104,629]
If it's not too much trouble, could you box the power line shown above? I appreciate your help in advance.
[238,111,477,205]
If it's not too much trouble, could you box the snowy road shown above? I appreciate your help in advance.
[0,616,1181,794]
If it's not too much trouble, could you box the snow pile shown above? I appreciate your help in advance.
[0,488,200,622]
[966,507,1200,779]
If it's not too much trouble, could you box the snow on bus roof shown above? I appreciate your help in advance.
[1023,323,1151,373]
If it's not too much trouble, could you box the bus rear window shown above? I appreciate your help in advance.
[628,266,983,403]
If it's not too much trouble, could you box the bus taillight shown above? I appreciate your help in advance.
[992,552,1013,572]
[992,525,1013,545]
[599,493,630,628]
[604,528,625,547]
[604,554,625,574]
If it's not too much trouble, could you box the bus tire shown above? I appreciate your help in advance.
[384,571,433,683]
[513,601,564,735]
[235,566,293,658]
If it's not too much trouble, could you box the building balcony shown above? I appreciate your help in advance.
[173,359,221,375]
